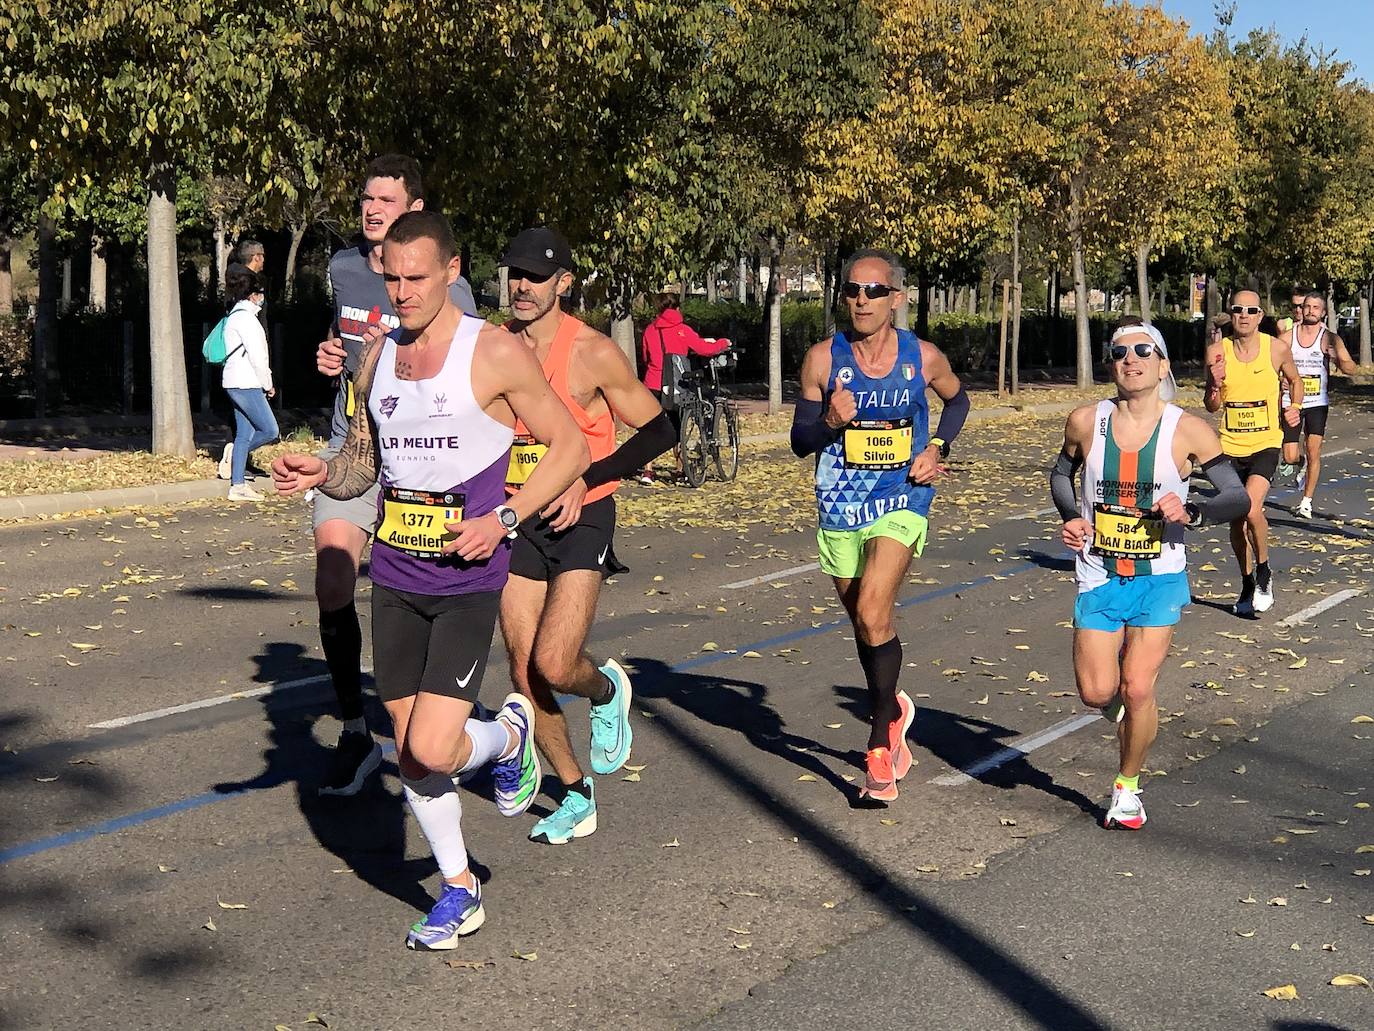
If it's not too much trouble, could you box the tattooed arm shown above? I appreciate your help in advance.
[271,329,387,500]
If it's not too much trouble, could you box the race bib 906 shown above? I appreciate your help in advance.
[376,486,463,559]
[505,434,547,489]
[1090,503,1163,560]
[843,418,913,471]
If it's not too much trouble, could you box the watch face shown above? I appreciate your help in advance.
[499,507,519,529]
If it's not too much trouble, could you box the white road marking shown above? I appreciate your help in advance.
[720,562,821,589]
[1323,447,1353,460]
[1278,588,1366,627]
[1013,506,1058,521]
[88,671,354,729]
[932,711,1102,786]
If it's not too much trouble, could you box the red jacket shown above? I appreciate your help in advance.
[640,309,730,391]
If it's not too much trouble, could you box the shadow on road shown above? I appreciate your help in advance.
[628,654,1112,1031]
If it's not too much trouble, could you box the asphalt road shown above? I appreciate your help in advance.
[2,403,1373,1030]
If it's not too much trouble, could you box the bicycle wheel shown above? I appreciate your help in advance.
[679,404,709,488]
[713,401,739,481]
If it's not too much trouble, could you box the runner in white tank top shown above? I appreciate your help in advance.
[271,211,589,950]
[1050,324,1248,831]
[1279,291,1358,517]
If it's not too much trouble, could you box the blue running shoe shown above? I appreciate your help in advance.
[406,879,484,950]
[529,778,598,845]
[590,659,633,775]
[492,692,540,817]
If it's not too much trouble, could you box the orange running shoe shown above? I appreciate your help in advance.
[891,690,916,780]
[859,747,898,802]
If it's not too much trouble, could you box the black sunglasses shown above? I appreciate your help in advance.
[1108,343,1159,362]
[1229,304,1262,315]
[507,266,556,285]
[842,281,894,300]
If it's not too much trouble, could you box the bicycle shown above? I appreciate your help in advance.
[673,351,740,488]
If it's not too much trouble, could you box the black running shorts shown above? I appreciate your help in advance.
[370,583,500,703]
[1281,405,1329,443]
[509,495,622,582]
[1230,447,1280,484]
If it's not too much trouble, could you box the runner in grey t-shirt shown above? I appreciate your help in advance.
[310,154,478,798]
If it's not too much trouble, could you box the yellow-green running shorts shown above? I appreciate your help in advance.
[816,510,928,579]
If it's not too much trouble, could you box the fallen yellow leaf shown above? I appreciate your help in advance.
[1261,984,1298,1000]
[1329,974,1371,988]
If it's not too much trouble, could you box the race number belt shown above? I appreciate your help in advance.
[505,434,548,489]
[1301,375,1322,397]
[1090,503,1163,560]
[1223,400,1270,434]
[376,486,463,559]
[843,418,913,471]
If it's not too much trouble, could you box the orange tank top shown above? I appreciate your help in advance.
[506,314,619,503]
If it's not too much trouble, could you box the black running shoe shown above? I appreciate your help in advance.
[318,730,382,797]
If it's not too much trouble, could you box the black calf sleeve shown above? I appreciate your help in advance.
[320,601,364,721]
[857,635,903,729]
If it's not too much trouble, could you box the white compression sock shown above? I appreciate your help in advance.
[401,771,468,880]
[458,716,511,774]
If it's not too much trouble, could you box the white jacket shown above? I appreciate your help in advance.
[221,301,273,391]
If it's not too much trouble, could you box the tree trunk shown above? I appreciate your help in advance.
[61,255,73,310]
[766,232,783,414]
[89,233,108,311]
[1010,214,1022,394]
[498,266,510,309]
[284,221,307,302]
[1069,185,1092,388]
[1359,278,1370,366]
[915,267,931,338]
[1136,235,1153,325]
[736,253,747,302]
[893,263,910,331]
[705,264,717,304]
[752,248,763,308]
[213,220,231,304]
[0,242,12,315]
[609,272,636,374]
[822,247,835,337]
[35,210,61,416]
[146,164,195,457]
[1327,286,1338,333]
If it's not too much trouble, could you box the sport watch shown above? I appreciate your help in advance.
[494,504,520,539]
[929,436,950,459]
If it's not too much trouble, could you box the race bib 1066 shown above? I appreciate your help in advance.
[843,418,913,471]
[1223,400,1270,434]
[1090,503,1163,560]
[376,486,463,559]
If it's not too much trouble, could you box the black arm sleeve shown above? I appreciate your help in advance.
[933,384,970,445]
[1187,455,1249,526]
[583,411,675,489]
[1049,448,1081,522]
[790,397,841,458]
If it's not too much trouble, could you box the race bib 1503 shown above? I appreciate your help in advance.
[376,486,463,559]
[1090,503,1163,560]
[505,434,547,489]
[1223,400,1270,434]
[843,418,913,471]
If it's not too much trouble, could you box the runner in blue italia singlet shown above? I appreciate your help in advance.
[792,249,970,804]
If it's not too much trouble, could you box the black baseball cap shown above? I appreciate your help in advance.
[499,227,573,277]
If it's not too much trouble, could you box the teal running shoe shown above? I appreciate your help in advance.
[492,692,540,817]
[406,879,484,950]
[590,659,633,775]
[529,778,598,845]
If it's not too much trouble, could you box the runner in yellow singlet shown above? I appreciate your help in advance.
[1203,289,1303,618]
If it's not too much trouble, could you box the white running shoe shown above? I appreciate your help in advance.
[1252,569,1275,613]
[218,442,234,480]
[1104,783,1146,830]
[1295,496,1313,519]
[1100,694,1126,724]
[227,483,264,502]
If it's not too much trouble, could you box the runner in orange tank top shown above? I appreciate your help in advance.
[496,227,676,845]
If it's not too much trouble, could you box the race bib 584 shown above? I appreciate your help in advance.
[376,486,463,559]
[843,418,913,471]
[1090,503,1163,560]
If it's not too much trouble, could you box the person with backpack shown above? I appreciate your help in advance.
[639,291,730,482]
[219,266,279,501]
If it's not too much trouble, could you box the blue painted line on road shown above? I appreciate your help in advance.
[0,563,1034,867]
